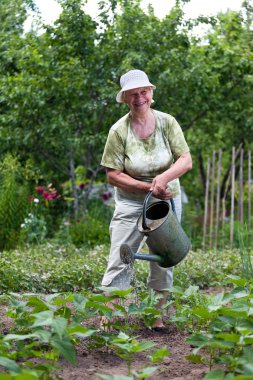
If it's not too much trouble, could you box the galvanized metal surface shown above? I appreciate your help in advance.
[137,198,191,268]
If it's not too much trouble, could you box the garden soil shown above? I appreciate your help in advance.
[59,317,213,380]
[1,303,220,380]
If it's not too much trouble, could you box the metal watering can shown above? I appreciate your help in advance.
[120,191,191,268]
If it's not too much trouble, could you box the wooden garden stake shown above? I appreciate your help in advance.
[238,149,244,223]
[230,147,235,247]
[249,151,252,231]
[215,149,222,250]
[209,151,215,249]
[203,158,210,252]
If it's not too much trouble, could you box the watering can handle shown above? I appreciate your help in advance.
[142,191,153,230]
[142,191,176,230]
[170,197,176,213]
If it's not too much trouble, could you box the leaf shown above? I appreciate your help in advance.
[67,325,96,337]
[32,329,51,342]
[31,310,54,327]
[149,346,170,363]
[97,375,133,380]
[55,306,72,320]
[4,333,37,342]
[236,320,253,335]
[98,287,134,297]
[244,335,253,344]
[224,288,249,302]
[192,306,212,319]
[11,375,38,380]
[142,307,161,316]
[185,354,204,364]
[184,285,199,296]
[133,366,158,378]
[113,332,130,341]
[51,317,68,338]
[187,333,210,347]
[203,369,226,379]
[51,337,77,365]
[127,303,140,314]
[219,306,248,318]
[0,357,20,373]
[27,296,50,312]
[207,292,225,312]
[88,293,114,302]
[226,276,248,287]
[215,332,240,343]
[85,301,113,313]
[133,341,157,352]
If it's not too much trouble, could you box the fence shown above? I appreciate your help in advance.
[202,145,252,251]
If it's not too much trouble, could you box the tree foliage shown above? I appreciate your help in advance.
[0,0,252,217]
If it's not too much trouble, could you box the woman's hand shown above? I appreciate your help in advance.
[150,152,192,200]
[150,175,173,200]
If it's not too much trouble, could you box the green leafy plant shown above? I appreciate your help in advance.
[0,293,96,378]
[109,332,157,376]
[127,289,173,330]
[97,332,169,379]
[19,184,63,244]
[168,285,208,331]
[186,277,253,377]
[0,154,29,251]
[0,243,108,293]
[68,214,110,248]
[174,249,243,289]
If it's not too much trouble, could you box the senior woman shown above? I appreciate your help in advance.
[101,69,192,329]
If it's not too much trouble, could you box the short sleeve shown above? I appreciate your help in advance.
[101,129,125,171]
[167,117,190,159]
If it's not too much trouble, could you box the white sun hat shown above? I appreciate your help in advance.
[116,69,156,103]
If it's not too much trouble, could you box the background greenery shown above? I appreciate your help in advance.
[0,242,246,293]
[0,0,252,252]
[0,2,252,379]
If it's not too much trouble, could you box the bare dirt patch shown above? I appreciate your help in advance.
[59,317,212,380]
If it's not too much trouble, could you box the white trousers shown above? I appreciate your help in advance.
[101,193,182,291]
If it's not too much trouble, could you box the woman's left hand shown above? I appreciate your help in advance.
[150,175,172,200]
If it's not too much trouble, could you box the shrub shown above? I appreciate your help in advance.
[68,214,110,248]
[0,243,108,293]
[0,154,29,251]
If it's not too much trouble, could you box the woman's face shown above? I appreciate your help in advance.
[124,87,152,114]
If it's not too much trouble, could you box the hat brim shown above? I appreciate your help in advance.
[116,81,156,103]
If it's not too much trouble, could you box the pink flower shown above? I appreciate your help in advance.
[42,191,54,200]
[36,186,44,194]
[33,184,61,204]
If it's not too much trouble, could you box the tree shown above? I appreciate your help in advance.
[0,0,252,220]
